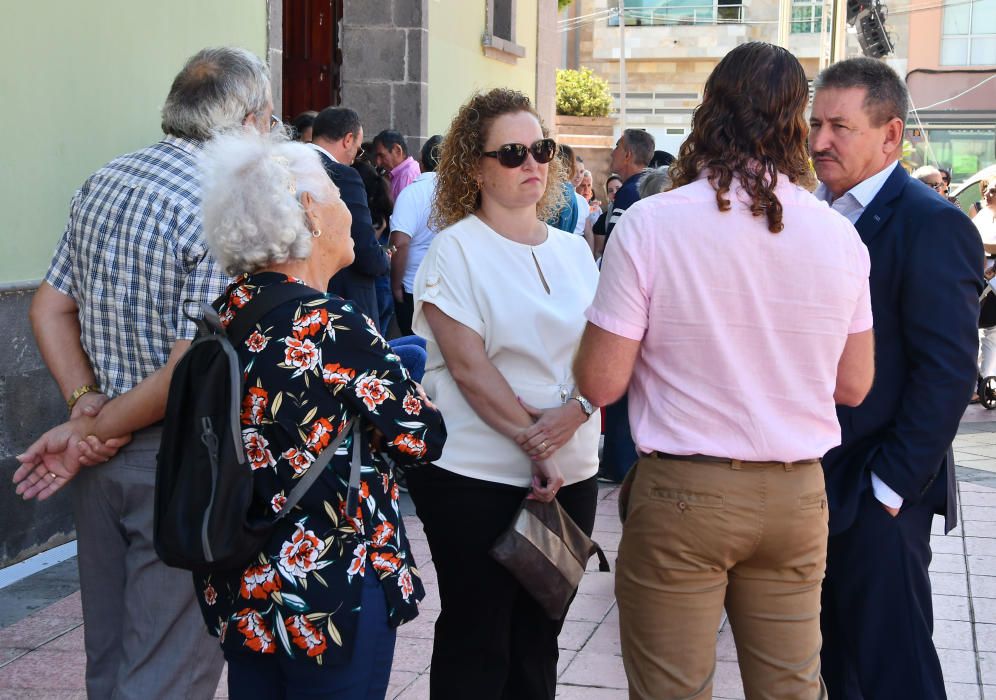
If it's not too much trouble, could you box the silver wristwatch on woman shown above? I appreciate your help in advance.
[569,391,595,419]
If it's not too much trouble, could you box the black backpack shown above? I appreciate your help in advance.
[154,284,362,573]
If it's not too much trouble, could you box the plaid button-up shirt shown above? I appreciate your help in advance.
[46,135,230,398]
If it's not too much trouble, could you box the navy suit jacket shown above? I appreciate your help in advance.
[823,164,983,535]
[315,152,389,320]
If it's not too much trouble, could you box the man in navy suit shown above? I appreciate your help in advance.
[810,58,983,698]
[310,107,388,319]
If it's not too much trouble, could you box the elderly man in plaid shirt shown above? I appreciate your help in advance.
[13,47,274,699]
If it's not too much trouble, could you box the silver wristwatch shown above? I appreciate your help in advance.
[570,392,595,419]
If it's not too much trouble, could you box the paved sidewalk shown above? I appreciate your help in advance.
[3,409,996,698]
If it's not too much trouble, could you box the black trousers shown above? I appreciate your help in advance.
[395,292,415,338]
[407,465,598,700]
[821,487,945,699]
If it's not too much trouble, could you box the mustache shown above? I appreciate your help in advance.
[811,150,840,163]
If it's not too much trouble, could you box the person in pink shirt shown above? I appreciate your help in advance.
[373,129,422,201]
[574,42,876,699]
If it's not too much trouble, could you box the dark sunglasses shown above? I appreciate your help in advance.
[483,138,557,168]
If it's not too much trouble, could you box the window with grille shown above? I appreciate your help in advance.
[940,0,996,66]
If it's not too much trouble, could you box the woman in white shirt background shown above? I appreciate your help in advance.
[407,88,601,700]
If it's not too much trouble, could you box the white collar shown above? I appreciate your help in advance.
[310,143,338,164]
[816,160,900,207]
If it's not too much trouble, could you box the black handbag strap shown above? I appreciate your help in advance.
[591,542,611,572]
[226,283,323,345]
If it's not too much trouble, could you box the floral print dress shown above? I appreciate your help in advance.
[194,272,446,666]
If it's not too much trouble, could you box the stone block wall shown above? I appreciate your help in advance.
[0,287,75,567]
[340,0,429,153]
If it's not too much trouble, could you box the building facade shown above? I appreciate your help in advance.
[0,0,554,568]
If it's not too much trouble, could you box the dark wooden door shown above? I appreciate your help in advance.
[282,0,342,120]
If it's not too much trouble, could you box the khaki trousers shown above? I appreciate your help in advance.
[616,455,829,700]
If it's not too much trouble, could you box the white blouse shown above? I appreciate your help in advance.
[413,215,601,487]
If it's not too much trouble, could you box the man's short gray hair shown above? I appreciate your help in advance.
[638,166,672,198]
[912,164,941,182]
[200,132,340,276]
[814,57,909,127]
[162,47,271,140]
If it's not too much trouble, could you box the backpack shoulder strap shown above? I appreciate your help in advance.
[275,418,355,520]
[226,283,324,345]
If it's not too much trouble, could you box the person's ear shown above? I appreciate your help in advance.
[883,117,904,155]
[300,191,320,231]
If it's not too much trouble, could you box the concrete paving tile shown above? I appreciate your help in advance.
[42,626,85,652]
[393,671,430,699]
[961,482,996,492]
[963,492,996,506]
[932,553,969,574]
[579,613,622,656]
[386,669,418,698]
[556,684,629,699]
[592,515,623,534]
[417,582,440,611]
[972,556,996,576]
[956,445,996,458]
[390,637,432,674]
[0,649,86,690]
[0,613,83,651]
[935,516,964,536]
[946,682,983,700]
[558,650,629,689]
[557,649,577,678]
[963,507,996,523]
[712,659,746,699]
[397,612,436,640]
[934,618,975,650]
[590,530,621,553]
[978,623,996,652]
[565,593,615,623]
[716,625,739,661]
[978,597,996,624]
[983,652,996,687]
[0,647,30,666]
[932,571,970,596]
[974,575,996,598]
[935,594,973,621]
[558,620,598,651]
[938,648,981,684]
[965,521,996,537]
[577,570,615,598]
[0,692,87,700]
[967,538,996,556]
[934,535,967,554]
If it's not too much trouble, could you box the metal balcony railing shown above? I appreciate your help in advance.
[607,4,746,26]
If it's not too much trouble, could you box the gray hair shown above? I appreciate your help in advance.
[813,57,909,127]
[638,166,672,199]
[199,132,341,275]
[162,47,271,140]
[912,165,942,183]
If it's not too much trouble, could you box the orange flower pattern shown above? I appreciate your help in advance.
[285,615,328,657]
[194,272,446,667]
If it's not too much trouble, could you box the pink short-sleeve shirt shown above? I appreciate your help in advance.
[586,175,872,462]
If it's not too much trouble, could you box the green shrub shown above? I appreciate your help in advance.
[558,0,574,9]
[556,68,613,118]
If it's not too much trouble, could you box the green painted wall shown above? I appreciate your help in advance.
[0,2,268,284]
[427,0,539,135]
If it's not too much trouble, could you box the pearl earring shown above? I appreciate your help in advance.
[312,229,322,238]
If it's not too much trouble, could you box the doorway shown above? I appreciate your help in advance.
[282,0,342,120]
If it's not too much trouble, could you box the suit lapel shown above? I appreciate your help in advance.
[854,164,909,246]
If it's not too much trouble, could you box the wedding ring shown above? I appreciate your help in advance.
[540,441,548,451]
[48,472,56,479]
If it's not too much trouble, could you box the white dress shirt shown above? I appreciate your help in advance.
[815,160,904,510]
[310,143,338,163]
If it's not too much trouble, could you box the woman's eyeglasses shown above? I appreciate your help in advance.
[483,139,557,168]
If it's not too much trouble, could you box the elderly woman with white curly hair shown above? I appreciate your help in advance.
[191,131,446,700]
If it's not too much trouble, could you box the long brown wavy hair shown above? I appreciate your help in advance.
[430,88,566,231]
[668,42,815,233]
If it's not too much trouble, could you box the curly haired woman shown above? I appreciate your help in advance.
[406,88,601,699]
